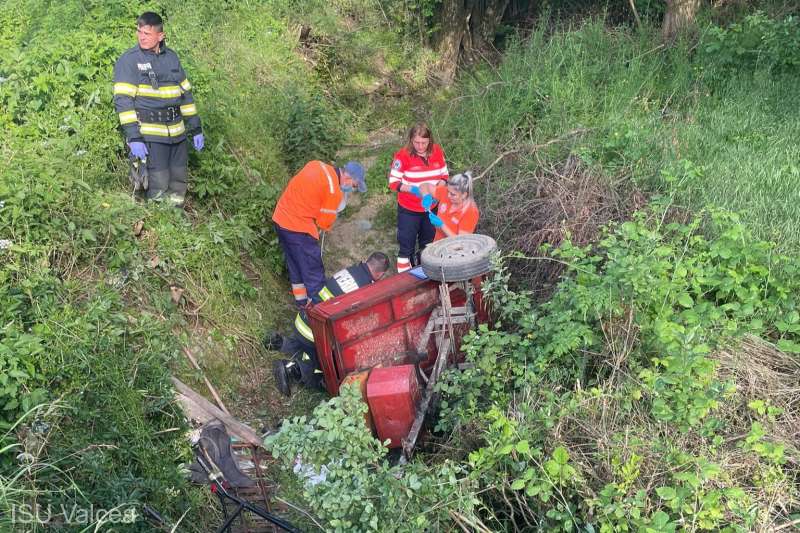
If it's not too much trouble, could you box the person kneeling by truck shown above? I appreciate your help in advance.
[266,252,391,396]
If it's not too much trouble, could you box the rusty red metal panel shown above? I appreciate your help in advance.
[366,365,420,448]
[337,309,436,374]
[331,300,394,344]
[309,273,439,395]
[340,322,411,373]
[309,272,491,397]
[391,283,439,320]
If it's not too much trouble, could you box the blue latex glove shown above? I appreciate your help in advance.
[428,212,444,228]
[193,133,204,151]
[129,141,148,160]
[409,185,421,197]
[421,193,434,210]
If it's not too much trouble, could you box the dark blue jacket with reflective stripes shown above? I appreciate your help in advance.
[294,263,374,343]
[113,44,202,144]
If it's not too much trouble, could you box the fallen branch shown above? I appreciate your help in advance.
[628,0,642,29]
[475,128,589,181]
[774,517,800,531]
[182,346,230,415]
[172,377,263,447]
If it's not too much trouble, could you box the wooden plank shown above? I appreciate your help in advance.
[171,377,263,447]
[182,346,230,415]
[175,392,215,425]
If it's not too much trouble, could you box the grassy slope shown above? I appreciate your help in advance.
[2,0,797,529]
[0,0,423,530]
[434,21,800,252]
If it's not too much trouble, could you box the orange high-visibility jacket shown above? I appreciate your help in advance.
[272,161,343,239]
[432,184,479,241]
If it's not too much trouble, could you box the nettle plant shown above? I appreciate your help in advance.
[435,203,800,530]
[266,384,479,532]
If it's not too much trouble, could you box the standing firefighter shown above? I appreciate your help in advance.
[113,12,204,207]
[272,160,366,307]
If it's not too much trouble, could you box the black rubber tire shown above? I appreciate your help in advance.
[420,234,496,281]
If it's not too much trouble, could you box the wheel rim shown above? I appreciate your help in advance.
[424,235,496,262]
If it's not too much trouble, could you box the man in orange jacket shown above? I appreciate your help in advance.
[272,160,366,307]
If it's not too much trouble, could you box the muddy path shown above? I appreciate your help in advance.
[324,136,402,273]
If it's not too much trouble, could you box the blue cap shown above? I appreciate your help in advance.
[343,161,367,193]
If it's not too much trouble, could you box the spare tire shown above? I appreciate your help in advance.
[420,234,497,281]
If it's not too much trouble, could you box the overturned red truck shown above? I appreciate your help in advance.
[307,234,495,455]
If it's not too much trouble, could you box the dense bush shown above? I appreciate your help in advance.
[0,0,370,528]
[701,11,800,75]
[3,0,800,530]
[436,203,800,530]
[267,384,480,532]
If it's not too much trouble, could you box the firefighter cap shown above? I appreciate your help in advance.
[343,161,367,193]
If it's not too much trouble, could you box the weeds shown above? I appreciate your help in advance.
[438,203,800,530]
[435,16,800,255]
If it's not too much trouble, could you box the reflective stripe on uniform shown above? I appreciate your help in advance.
[180,78,191,91]
[139,120,185,137]
[294,313,314,342]
[319,208,337,214]
[399,177,442,188]
[118,110,138,125]
[291,283,307,301]
[318,287,335,301]
[180,103,197,116]
[136,84,183,98]
[319,162,335,193]
[397,257,411,273]
[404,167,448,179]
[113,82,138,97]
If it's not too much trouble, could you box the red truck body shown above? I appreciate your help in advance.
[307,271,488,447]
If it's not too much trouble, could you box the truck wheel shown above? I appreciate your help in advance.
[420,234,497,281]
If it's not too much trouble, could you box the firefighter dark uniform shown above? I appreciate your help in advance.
[388,144,448,272]
[270,262,375,393]
[113,44,201,203]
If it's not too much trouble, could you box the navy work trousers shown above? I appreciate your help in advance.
[397,205,435,266]
[274,223,325,306]
[145,140,188,201]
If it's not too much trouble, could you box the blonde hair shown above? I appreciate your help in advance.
[448,171,473,198]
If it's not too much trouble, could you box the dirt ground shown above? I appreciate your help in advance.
[323,192,396,273]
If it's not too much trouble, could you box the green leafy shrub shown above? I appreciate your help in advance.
[436,202,800,530]
[701,12,800,75]
[266,384,480,532]
[283,93,343,173]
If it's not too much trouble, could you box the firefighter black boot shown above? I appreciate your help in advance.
[272,359,300,397]
[262,331,284,351]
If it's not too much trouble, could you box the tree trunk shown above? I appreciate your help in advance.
[436,0,467,84]
[662,0,701,41]
[435,0,513,84]
[470,0,510,54]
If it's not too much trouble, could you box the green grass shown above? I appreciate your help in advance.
[434,19,800,251]
[667,74,800,247]
[0,0,429,528]
[4,0,799,529]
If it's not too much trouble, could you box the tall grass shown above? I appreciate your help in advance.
[435,18,800,251]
